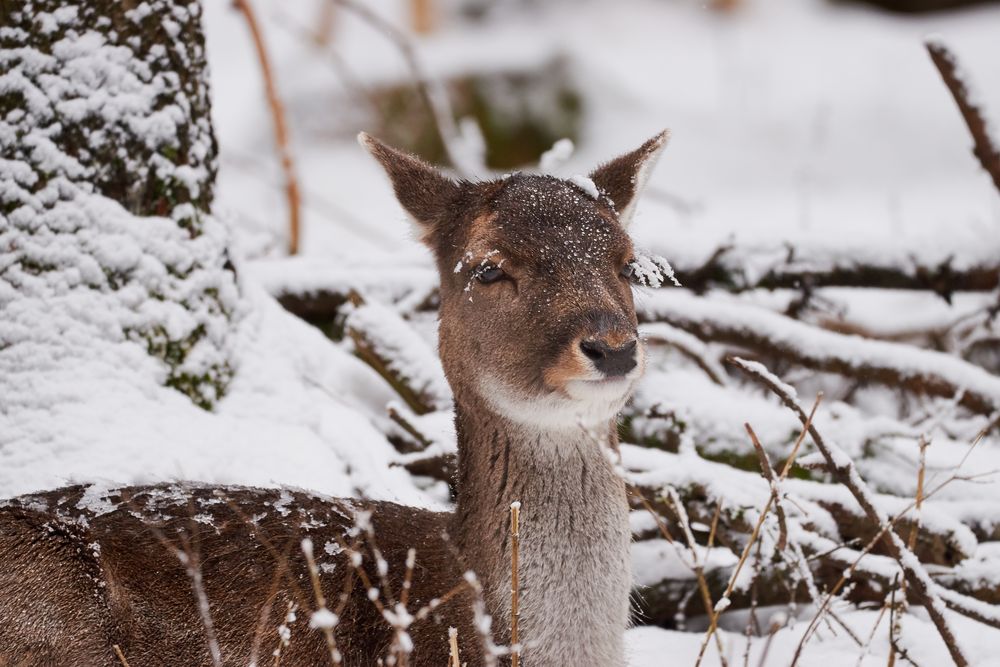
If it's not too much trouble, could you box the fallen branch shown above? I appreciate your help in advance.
[926,38,1000,194]
[345,297,451,414]
[732,357,971,667]
[641,322,727,386]
[669,247,999,299]
[234,0,302,255]
[639,290,1000,417]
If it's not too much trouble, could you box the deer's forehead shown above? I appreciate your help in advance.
[464,178,631,265]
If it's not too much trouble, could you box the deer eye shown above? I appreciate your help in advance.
[475,264,506,284]
[620,262,635,280]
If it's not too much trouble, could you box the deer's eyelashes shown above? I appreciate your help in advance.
[474,263,507,285]
[619,262,635,280]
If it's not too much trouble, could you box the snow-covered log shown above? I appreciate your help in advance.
[671,246,999,299]
[638,290,1000,417]
[345,298,451,415]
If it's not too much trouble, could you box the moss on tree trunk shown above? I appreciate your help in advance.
[1,0,239,408]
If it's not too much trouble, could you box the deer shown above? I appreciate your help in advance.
[0,130,670,667]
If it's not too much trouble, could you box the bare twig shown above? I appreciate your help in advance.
[312,0,337,46]
[233,0,302,255]
[780,394,822,478]
[745,423,789,551]
[410,0,434,33]
[448,626,461,667]
[926,39,1000,194]
[732,357,970,667]
[667,488,729,666]
[856,594,891,667]
[694,479,776,666]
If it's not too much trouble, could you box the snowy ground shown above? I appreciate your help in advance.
[3,0,1000,663]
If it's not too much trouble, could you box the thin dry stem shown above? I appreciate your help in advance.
[694,481,775,666]
[400,547,417,608]
[448,627,461,667]
[510,501,522,667]
[112,644,131,667]
[780,394,823,478]
[409,0,434,33]
[667,488,729,666]
[312,0,336,46]
[906,438,929,552]
[856,593,892,667]
[707,499,722,548]
[745,423,789,551]
[233,0,302,255]
[301,538,343,665]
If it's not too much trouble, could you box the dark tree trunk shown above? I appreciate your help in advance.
[1,0,238,408]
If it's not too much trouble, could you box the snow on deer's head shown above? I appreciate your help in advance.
[361,131,669,430]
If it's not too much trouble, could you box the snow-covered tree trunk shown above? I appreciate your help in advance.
[1,0,239,408]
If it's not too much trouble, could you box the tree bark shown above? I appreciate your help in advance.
[1,0,238,408]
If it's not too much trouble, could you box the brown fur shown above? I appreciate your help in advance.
[0,132,668,666]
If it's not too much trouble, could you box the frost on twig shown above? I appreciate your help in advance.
[630,253,682,289]
[732,357,972,667]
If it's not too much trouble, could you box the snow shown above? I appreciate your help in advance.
[631,538,737,588]
[569,174,600,199]
[309,608,339,630]
[538,138,574,173]
[625,605,1000,667]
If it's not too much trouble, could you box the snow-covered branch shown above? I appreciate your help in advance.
[926,38,1000,194]
[639,290,1000,416]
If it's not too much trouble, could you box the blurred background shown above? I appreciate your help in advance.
[204,0,1000,274]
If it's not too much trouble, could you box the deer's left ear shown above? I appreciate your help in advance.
[589,130,670,227]
[358,132,461,242]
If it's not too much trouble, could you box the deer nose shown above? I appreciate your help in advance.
[579,338,638,377]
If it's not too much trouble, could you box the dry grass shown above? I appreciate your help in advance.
[509,501,522,667]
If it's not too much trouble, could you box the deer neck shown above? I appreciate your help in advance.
[451,395,631,667]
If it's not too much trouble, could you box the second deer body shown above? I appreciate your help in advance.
[0,131,670,666]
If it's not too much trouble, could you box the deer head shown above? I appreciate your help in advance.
[361,132,669,431]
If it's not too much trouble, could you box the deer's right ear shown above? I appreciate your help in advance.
[359,132,460,240]
[589,130,670,227]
